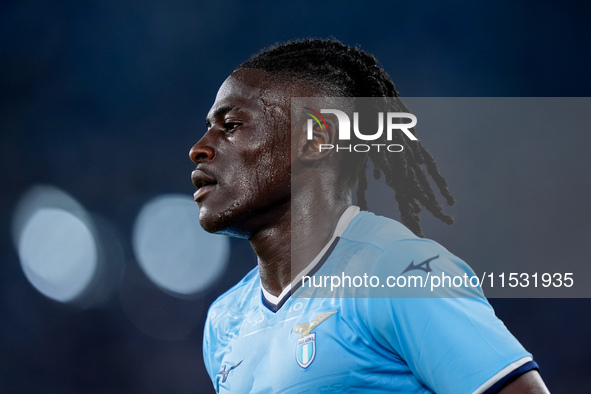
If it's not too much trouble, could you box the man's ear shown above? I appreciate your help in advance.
[298,118,336,162]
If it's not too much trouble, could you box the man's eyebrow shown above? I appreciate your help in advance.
[205,105,235,127]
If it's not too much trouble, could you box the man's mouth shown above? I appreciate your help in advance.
[192,169,218,202]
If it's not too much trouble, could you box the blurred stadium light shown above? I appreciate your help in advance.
[11,185,123,307]
[17,207,97,303]
[132,194,229,298]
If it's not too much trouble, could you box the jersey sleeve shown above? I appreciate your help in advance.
[364,239,536,394]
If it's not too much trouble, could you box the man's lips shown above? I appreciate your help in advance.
[193,184,216,201]
[192,169,218,201]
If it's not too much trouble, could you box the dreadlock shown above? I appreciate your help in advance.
[237,38,455,237]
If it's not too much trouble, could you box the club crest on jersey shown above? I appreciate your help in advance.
[296,333,316,368]
[292,310,338,369]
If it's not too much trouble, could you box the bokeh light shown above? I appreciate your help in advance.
[132,194,229,297]
[12,185,100,304]
[18,208,97,302]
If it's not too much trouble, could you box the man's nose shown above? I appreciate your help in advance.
[189,138,215,164]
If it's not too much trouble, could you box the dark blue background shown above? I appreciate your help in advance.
[2,1,590,392]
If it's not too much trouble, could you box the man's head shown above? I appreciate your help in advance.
[189,69,295,238]
[190,38,455,237]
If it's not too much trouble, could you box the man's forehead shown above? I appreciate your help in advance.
[208,69,314,120]
[206,70,271,120]
[209,72,261,111]
[216,69,266,99]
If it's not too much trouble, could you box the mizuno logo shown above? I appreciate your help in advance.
[217,360,242,383]
[292,311,338,338]
[401,255,439,274]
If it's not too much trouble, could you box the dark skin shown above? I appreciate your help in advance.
[190,69,349,295]
[189,69,550,393]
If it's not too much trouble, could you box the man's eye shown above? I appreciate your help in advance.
[224,122,241,132]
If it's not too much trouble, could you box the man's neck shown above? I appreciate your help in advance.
[251,198,351,297]
[249,205,291,297]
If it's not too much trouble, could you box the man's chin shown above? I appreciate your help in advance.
[198,210,224,234]
[198,209,250,239]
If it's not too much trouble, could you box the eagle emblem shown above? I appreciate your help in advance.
[292,311,338,368]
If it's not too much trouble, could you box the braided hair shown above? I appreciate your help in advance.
[237,38,454,237]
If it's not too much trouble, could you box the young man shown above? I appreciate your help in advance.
[190,39,549,393]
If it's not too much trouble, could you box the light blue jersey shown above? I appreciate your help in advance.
[203,207,537,393]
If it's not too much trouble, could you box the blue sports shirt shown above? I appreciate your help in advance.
[203,206,537,393]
